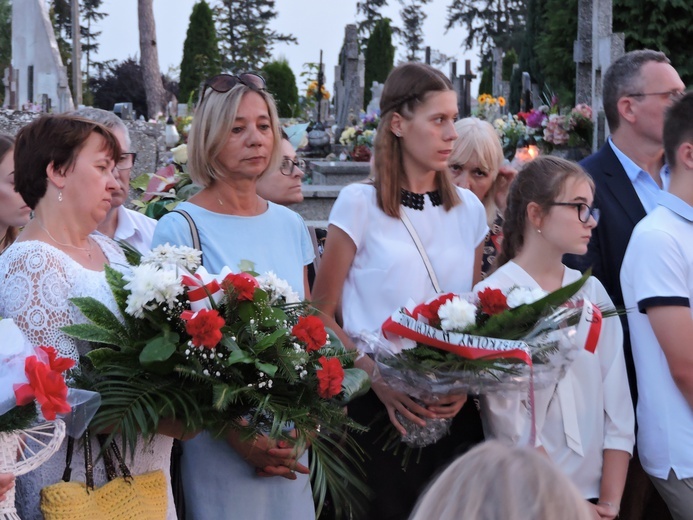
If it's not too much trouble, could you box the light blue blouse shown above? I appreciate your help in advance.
[153,200,315,520]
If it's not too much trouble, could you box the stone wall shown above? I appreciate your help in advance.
[0,108,169,179]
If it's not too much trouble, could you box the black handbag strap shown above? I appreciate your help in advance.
[172,209,203,266]
[61,431,133,489]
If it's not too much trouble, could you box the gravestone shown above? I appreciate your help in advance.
[492,48,504,98]
[333,24,365,130]
[366,82,383,115]
[451,60,477,119]
[8,0,73,112]
[574,0,624,148]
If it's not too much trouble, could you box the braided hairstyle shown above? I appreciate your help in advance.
[495,156,594,269]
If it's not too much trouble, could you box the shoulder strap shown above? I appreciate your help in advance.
[400,209,442,293]
[307,225,321,274]
[172,209,203,266]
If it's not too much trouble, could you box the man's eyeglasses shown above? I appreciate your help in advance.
[280,158,306,176]
[115,152,137,171]
[624,89,686,102]
[549,202,600,223]
[199,73,266,106]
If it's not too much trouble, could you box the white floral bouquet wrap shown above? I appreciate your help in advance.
[357,273,607,447]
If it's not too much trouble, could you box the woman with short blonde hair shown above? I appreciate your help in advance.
[411,441,594,520]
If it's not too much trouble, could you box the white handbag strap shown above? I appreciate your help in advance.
[400,209,442,293]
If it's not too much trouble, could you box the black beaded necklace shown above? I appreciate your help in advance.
[400,188,442,210]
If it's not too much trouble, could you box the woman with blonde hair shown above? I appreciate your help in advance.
[448,117,514,275]
[313,62,487,519]
[410,440,594,520]
[0,135,31,253]
[152,73,315,520]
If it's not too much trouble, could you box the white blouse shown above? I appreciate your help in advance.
[474,262,635,498]
[329,183,488,341]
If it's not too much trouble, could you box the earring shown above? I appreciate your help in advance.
[58,191,63,202]
[536,228,541,234]
[395,132,401,138]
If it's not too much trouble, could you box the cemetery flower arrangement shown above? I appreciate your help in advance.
[475,94,506,122]
[541,103,593,148]
[64,244,371,516]
[493,115,529,159]
[361,271,609,447]
[131,143,198,220]
[359,111,380,130]
[306,80,330,100]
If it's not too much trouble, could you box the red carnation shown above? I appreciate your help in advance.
[316,356,344,399]
[36,346,75,373]
[412,293,455,326]
[14,356,71,421]
[222,272,259,301]
[477,287,509,316]
[184,309,226,349]
[292,316,327,352]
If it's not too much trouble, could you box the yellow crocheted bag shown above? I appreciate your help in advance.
[40,433,167,520]
[40,470,167,520]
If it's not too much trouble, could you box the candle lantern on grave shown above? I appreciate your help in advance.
[307,50,330,155]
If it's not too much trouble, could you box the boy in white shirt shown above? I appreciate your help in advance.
[621,91,693,520]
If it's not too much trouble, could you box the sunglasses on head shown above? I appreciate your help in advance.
[199,73,266,105]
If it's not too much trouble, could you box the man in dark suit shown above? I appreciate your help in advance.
[567,49,685,520]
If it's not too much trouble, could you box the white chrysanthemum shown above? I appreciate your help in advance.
[141,244,201,271]
[438,297,477,331]
[506,286,547,308]
[123,264,184,317]
[257,271,300,304]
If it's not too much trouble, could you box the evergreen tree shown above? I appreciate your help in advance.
[446,0,528,66]
[214,0,296,72]
[364,18,395,109]
[179,0,221,103]
[509,65,522,113]
[535,0,575,104]
[0,0,10,103]
[398,0,431,62]
[502,48,518,81]
[82,0,107,82]
[613,0,693,85]
[356,0,389,41]
[518,0,545,91]
[262,58,298,117]
[478,67,493,96]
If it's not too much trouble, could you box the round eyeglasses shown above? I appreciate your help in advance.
[549,202,600,223]
[280,158,306,176]
[115,152,137,171]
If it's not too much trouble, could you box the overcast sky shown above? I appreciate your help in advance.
[92,0,481,95]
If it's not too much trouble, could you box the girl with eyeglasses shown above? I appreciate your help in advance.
[152,74,315,520]
[474,156,634,520]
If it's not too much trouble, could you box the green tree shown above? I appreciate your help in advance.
[502,48,518,81]
[518,0,545,92]
[363,18,395,109]
[356,0,389,41]
[179,0,221,103]
[0,0,10,103]
[446,0,527,66]
[613,0,693,86]
[535,0,575,104]
[262,58,298,117]
[90,58,177,119]
[214,0,296,72]
[478,67,493,96]
[398,0,431,62]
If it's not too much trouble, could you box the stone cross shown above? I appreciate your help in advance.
[333,24,365,130]
[574,0,624,148]
[451,60,477,118]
